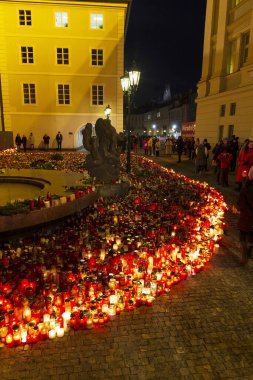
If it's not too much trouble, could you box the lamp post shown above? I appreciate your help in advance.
[104,104,111,120]
[121,64,140,173]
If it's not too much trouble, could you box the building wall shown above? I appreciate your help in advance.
[196,0,253,146]
[144,106,169,136]
[0,0,128,149]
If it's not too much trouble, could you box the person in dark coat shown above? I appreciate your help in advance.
[56,131,63,151]
[203,138,211,171]
[43,134,50,150]
[15,133,22,152]
[176,136,184,163]
[237,168,253,265]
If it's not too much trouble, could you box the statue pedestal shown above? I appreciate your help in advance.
[0,132,14,149]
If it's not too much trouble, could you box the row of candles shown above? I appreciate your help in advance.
[29,187,95,210]
[0,155,227,348]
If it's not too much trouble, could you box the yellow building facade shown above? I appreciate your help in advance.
[196,0,253,145]
[0,0,131,149]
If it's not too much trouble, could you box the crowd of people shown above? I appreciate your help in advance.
[134,134,253,189]
[136,133,253,266]
[15,132,63,152]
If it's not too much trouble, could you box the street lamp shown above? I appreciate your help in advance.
[104,104,111,120]
[121,63,140,173]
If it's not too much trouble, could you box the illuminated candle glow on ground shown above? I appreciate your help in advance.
[0,152,227,347]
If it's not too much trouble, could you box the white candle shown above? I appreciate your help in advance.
[56,327,64,338]
[62,311,71,331]
[43,314,50,324]
[21,329,27,343]
[48,329,56,339]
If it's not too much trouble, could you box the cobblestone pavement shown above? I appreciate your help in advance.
[2,154,253,380]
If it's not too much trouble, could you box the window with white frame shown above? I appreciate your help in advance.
[21,46,34,63]
[19,10,32,26]
[55,12,68,27]
[23,83,36,104]
[92,85,103,105]
[57,48,69,65]
[91,14,103,29]
[57,84,70,104]
[91,49,103,66]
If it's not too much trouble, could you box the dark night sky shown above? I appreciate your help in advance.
[125,0,207,106]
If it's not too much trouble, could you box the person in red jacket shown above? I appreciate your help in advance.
[235,140,253,190]
[217,148,233,186]
[237,168,253,264]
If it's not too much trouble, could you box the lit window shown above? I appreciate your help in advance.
[57,48,69,65]
[91,14,103,29]
[220,104,226,117]
[230,103,236,116]
[19,10,32,26]
[58,84,70,104]
[92,85,104,105]
[240,31,250,66]
[157,112,160,118]
[55,12,68,27]
[91,49,103,66]
[21,46,34,63]
[147,114,151,120]
[23,83,36,104]
[227,40,236,74]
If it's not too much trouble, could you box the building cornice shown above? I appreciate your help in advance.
[0,0,132,33]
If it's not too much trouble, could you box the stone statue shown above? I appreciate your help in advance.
[82,118,121,183]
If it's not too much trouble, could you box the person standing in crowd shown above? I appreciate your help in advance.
[237,167,253,265]
[148,136,153,156]
[143,137,148,155]
[56,131,63,151]
[21,134,27,152]
[217,148,233,186]
[15,133,22,152]
[28,132,35,150]
[165,137,173,157]
[176,136,184,163]
[43,134,50,151]
[155,138,160,157]
[235,140,253,191]
[152,137,157,156]
[203,138,211,171]
[195,141,207,174]
[212,140,223,183]
[188,137,195,160]
[194,138,200,150]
